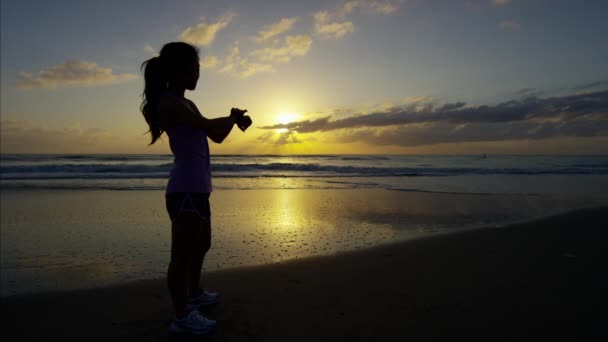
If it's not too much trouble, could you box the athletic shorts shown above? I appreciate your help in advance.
[165,192,211,223]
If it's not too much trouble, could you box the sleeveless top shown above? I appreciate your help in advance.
[163,95,212,194]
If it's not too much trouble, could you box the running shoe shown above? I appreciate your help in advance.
[187,289,220,310]
[169,310,216,335]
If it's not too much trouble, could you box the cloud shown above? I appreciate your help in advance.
[258,90,608,146]
[179,12,236,46]
[143,44,156,55]
[370,2,400,14]
[251,35,312,63]
[215,36,309,77]
[200,55,219,69]
[335,118,608,147]
[313,1,402,39]
[15,60,137,90]
[314,11,354,39]
[218,45,242,73]
[218,44,275,78]
[0,120,116,153]
[575,80,608,91]
[188,2,401,77]
[254,17,298,43]
[341,0,403,15]
[513,87,543,97]
[513,88,536,96]
[491,0,511,6]
[257,130,305,145]
[500,20,520,29]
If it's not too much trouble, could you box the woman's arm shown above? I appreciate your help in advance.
[205,116,237,144]
[187,100,244,144]
[157,95,237,143]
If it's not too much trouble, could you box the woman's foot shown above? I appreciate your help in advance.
[169,310,216,335]
[186,289,220,310]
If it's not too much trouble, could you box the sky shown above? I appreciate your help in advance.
[1,0,607,154]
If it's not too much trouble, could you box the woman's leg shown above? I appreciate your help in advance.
[188,216,211,295]
[168,211,202,318]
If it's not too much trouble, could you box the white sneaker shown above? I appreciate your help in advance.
[169,310,216,335]
[186,289,220,310]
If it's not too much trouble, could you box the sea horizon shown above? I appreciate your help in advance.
[2,153,607,193]
[3,152,608,156]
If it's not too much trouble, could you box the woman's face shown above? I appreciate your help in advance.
[185,59,200,91]
[171,58,200,90]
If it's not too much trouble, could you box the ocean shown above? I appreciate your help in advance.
[2,154,608,296]
[2,154,608,195]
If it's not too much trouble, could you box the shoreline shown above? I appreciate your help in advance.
[0,204,582,299]
[2,207,607,340]
[5,188,601,297]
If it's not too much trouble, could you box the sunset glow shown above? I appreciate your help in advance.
[1,0,607,154]
[277,112,299,125]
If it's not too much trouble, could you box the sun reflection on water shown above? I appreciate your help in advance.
[2,188,594,296]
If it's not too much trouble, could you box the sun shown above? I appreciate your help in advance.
[276,112,299,125]
[275,112,299,133]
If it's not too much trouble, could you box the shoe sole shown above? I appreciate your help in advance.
[169,324,216,335]
[186,298,219,310]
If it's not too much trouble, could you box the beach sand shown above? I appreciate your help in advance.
[4,188,597,296]
[2,207,607,341]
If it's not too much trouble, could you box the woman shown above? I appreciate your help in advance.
[140,42,251,335]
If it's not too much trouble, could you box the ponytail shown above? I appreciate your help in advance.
[140,56,166,145]
[140,42,199,146]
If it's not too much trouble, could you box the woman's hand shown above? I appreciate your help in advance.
[237,115,252,132]
[230,107,247,120]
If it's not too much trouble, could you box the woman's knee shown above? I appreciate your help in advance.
[171,213,203,258]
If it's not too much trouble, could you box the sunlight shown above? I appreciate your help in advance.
[275,112,299,134]
[277,112,299,125]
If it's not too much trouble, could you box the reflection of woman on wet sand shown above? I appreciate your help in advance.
[140,41,251,335]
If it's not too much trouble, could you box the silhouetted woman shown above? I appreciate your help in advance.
[140,42,251,335]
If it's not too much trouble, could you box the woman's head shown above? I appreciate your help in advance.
[158,42,200,90]
[140,42,200,145]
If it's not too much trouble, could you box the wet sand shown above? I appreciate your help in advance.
[4,188,598,296]
[2,207,607,341]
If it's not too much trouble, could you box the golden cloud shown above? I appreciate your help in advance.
[16,60,137,90]
[342,0,400,15]
[201,55,219,69]
[315,21,354,39]
[314,11,354,39]
[0,119,169,154]
[251,35,313,63]
[180,12,236,46]
[254,17,298,43]
[218,45,275,78]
